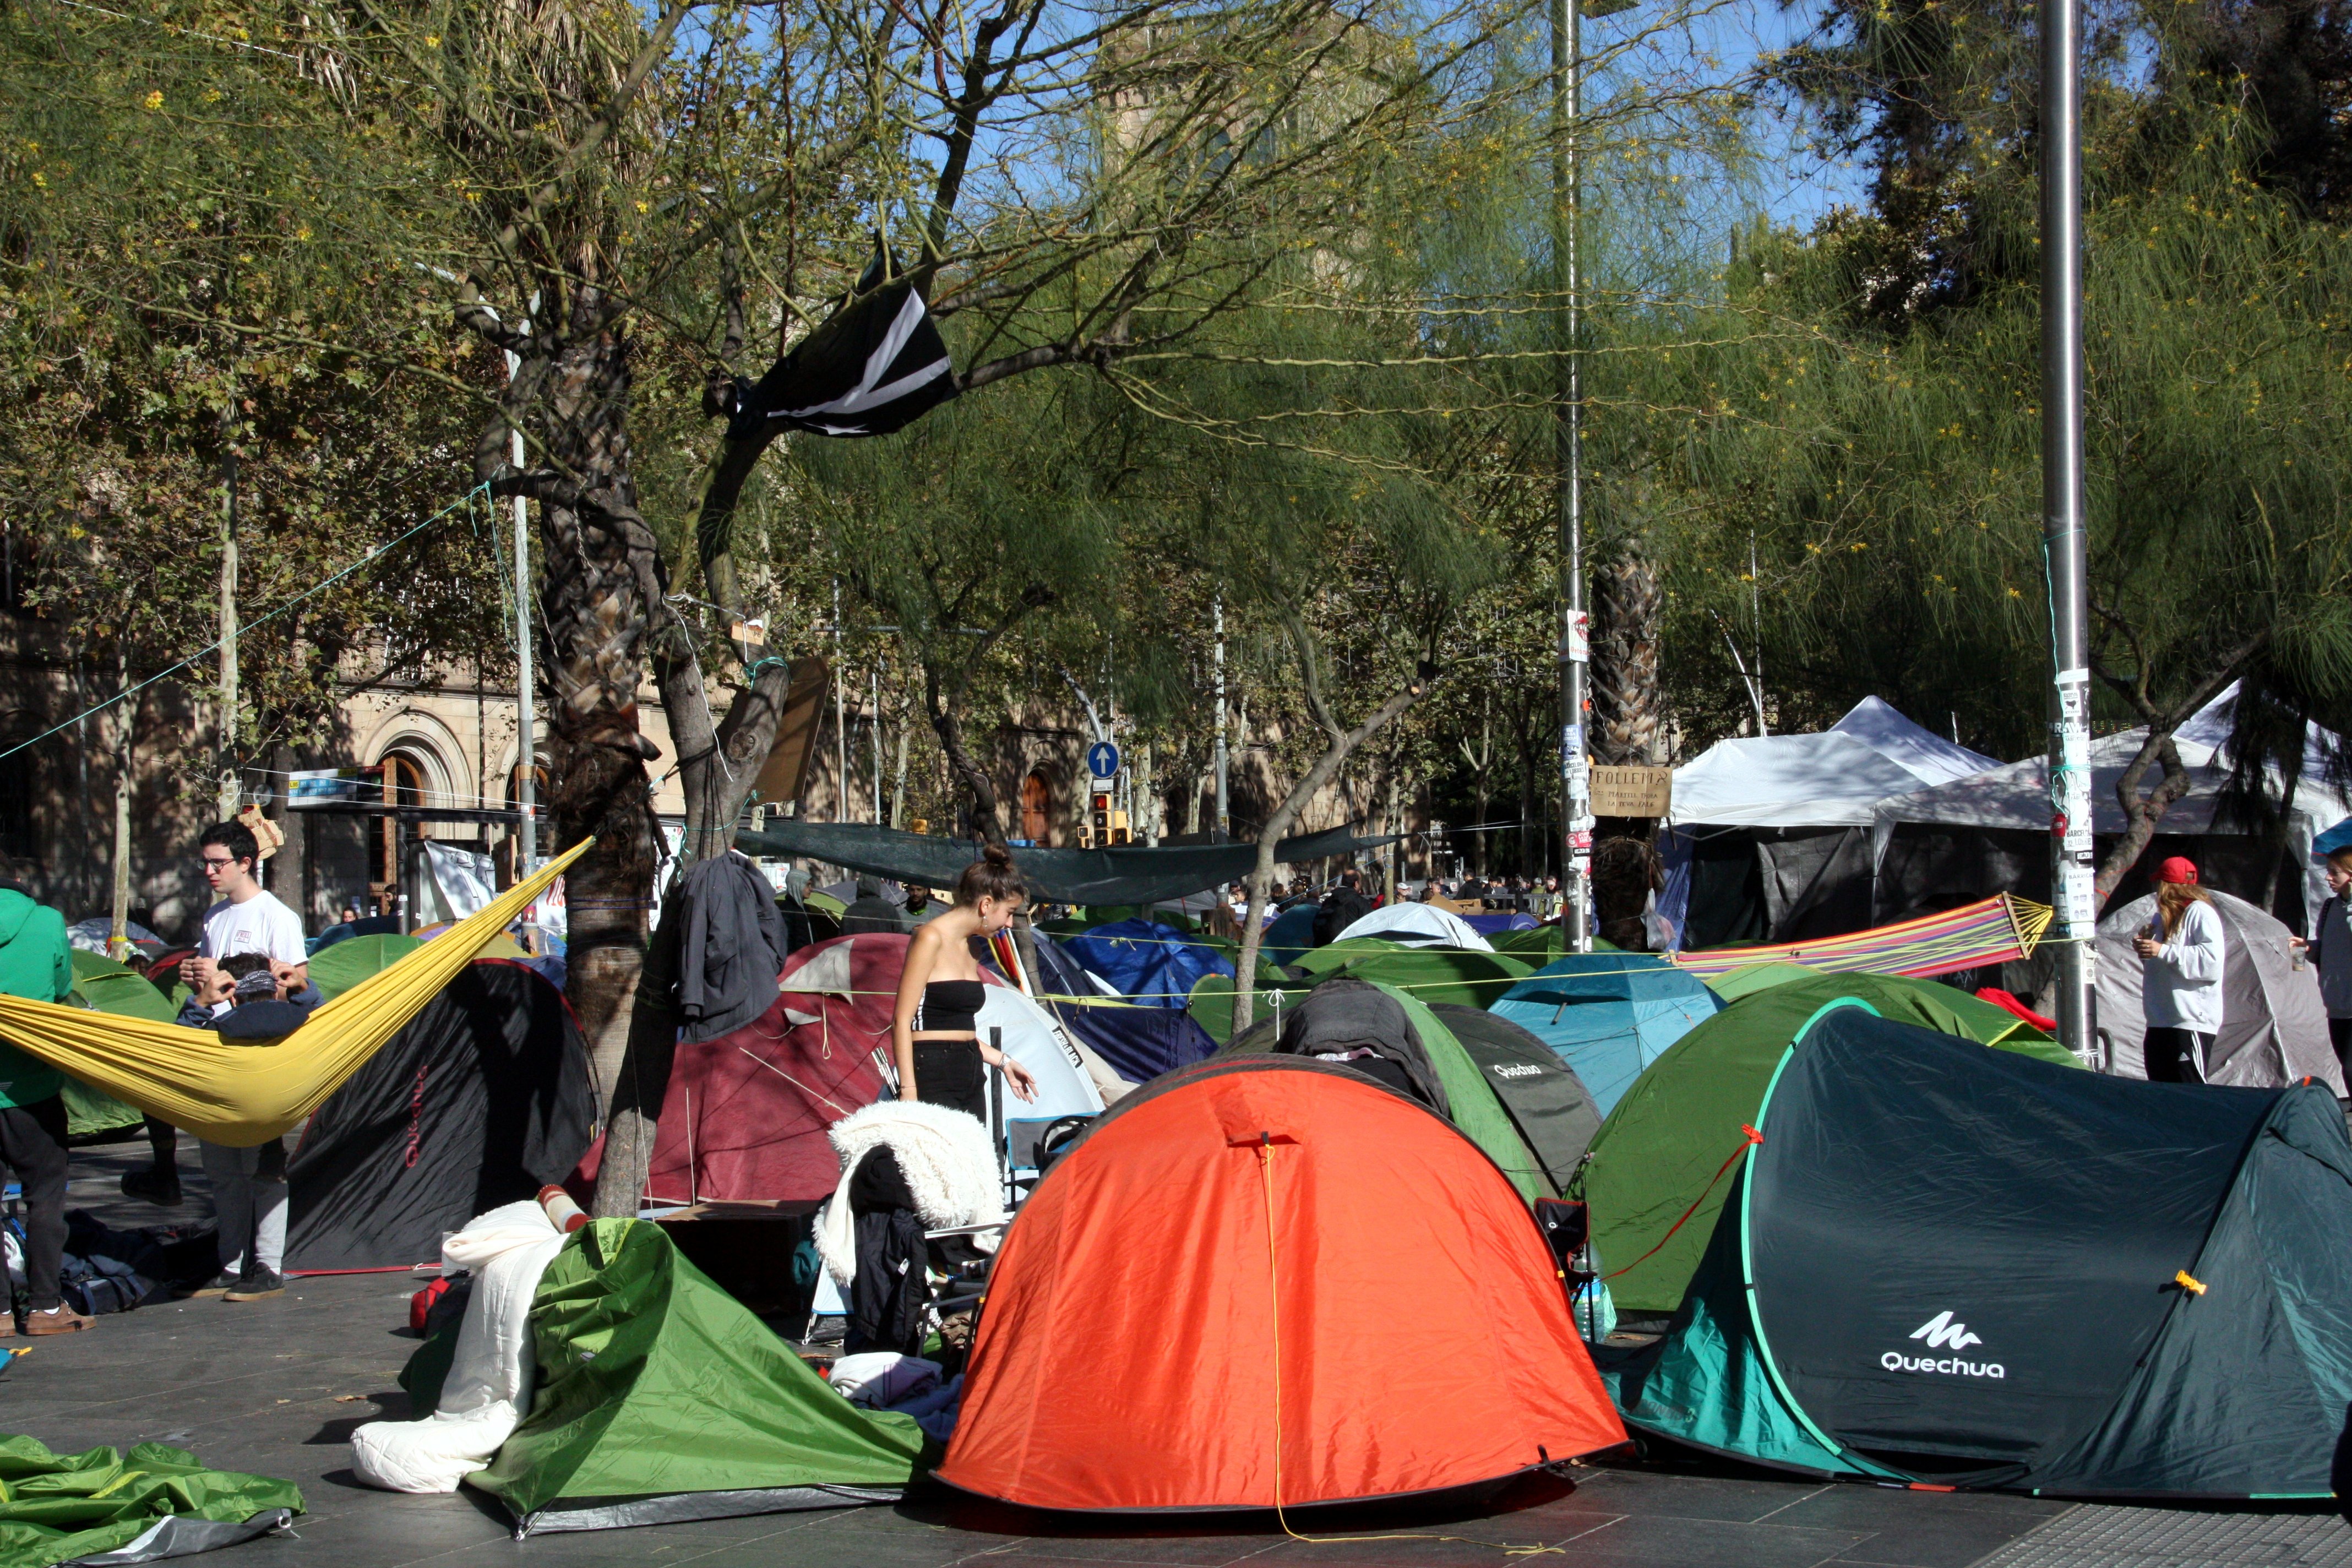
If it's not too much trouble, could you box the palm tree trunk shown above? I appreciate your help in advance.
[1592,545,1664,765]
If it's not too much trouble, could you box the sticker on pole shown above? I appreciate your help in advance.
[1565,611,1590,665]
[1086,741,1121,780]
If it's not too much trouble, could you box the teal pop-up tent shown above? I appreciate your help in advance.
[1492,953,1719,1115]
[1602,1000,2352,1498]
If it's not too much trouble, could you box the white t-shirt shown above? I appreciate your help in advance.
[199,891,309,967]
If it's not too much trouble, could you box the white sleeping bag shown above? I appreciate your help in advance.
[350,1200,568,1493]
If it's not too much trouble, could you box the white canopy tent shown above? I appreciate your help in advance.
[1870,685,2351,928]
[1661,698,2002,950]
[1670,699,1999,829]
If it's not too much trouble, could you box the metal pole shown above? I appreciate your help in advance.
[1212,596,1229,842]
[871,663,884,826]
[2042,0,2095,1061]
[505,376,537,873]
[833,580,848,823]
[1551,0,1593,952]
[217,435,240,821]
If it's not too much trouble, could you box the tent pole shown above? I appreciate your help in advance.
[1213,597,1229,843]
[2041,0,2096,1061]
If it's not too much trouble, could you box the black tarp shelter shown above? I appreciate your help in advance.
[1601,1000,2352,1498]
[285,960,597,1272]
[733,822,1392,906]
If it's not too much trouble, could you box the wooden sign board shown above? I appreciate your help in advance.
[1591,764,1673,819]
[750,657,832,811]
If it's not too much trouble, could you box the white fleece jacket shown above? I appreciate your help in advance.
[815,1098,1004,1288]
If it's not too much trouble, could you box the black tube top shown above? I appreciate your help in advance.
[916,978,985,1036]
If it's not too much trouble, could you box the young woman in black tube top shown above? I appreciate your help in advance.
[890,843,1040,1118]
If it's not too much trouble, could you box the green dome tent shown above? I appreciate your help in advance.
[458,1218,925,1534]
[307,933,423,1001]
[1600,1001,2352,1498]
[1286,937,1534,1009]
[63,951,170,1139]
[1584,972,2073,1315]
[1428,1003,1603,1193]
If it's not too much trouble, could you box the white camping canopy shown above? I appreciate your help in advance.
[1871,685,2352,923]
[2094,888,2343,1092]
[1671,698,2000,829]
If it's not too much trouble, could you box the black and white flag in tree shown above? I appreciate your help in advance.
[727,251,958,440]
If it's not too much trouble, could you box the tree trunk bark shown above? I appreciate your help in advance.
[924,658,1005,845]
[1231,676,1430,1039]
[1592,546,1664,765]
[2094,733,2193,905]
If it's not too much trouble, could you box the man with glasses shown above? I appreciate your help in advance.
[171,822,307,1302]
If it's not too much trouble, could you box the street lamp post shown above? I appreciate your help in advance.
[2042,0,2096,1059]
[1551,0,1593,952]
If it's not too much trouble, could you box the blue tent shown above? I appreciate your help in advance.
[1025,935,1217,1082]
[1491,953,1721,1116]
[1059,919,1234,1008]
[1261,903,1321,968]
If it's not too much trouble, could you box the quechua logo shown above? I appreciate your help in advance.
[1881,1311,2005,1379]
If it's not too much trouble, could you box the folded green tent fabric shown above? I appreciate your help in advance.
[467,1218,925,1534]
[0,1434,300,1568]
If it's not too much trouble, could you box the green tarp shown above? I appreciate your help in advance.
[1582,972,2075,1314]
[467,1218,925,1534]
[736,821,1393,906]
[0,1434,300,1568]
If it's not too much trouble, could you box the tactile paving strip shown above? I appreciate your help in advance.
[1973,1505,2352,1568]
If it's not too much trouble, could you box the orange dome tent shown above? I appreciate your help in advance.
[939,1057,1627,1512]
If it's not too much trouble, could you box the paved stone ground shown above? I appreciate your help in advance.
[4,1140,2337,1568]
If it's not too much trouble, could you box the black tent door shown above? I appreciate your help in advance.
[1745,1005,2278,1480]
[285,961,597,1272]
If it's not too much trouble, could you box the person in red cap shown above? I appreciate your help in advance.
[2133,856,2224,1082]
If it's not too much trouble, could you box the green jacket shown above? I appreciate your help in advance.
[0,890,71,1108]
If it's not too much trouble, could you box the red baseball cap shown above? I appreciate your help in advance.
[2157,856,2199,885]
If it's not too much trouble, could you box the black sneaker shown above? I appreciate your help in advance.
[224,1270,284,1302]
[186,1271,241,1299]
[120,1168,182,1207]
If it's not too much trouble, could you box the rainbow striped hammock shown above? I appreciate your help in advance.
[1670,893,2053,981]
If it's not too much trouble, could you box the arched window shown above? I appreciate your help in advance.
[1020,771,1050,845]
[367,749,434,914]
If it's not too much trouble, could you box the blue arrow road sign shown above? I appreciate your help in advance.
[1087,741,1121,779]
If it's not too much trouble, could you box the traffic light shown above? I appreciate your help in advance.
[1110,810,1130,846]
[1091,791,1112,835]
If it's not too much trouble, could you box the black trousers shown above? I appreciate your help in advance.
[912,1041,987,1121]
[0,1097,69,1310]
[2145,1027,2212,1085]
[2332,1017,2351,1086]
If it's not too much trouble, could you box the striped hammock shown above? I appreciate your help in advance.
[1671,894,2053,981]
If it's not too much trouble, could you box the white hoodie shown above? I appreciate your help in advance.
[2142,899,2225,1033]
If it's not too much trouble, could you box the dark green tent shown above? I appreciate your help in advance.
[1428,1004,1602,1193]
[1219,979,1554,1200]
[466,1219,926,1533]
[1584,972,2075,1314]
[1602,1000,2352,1498]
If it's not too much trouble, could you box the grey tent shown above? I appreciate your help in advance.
[2095,888,2343,1092]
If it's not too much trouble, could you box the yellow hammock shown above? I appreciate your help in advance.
[0,838,592,1147]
